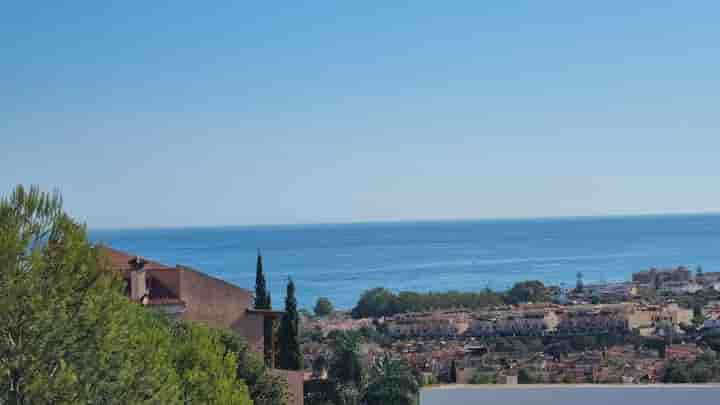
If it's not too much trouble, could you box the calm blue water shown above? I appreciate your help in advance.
[90,215,720,310]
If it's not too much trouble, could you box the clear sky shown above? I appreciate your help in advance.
[2,2,719,229]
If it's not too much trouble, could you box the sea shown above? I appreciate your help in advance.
[90,214,720,310]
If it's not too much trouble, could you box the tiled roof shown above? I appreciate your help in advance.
[96,245,173,275]
[97,245,182,301]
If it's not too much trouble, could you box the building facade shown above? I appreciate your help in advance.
[98,246,302,405]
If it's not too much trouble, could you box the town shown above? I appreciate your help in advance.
[302,266,720,390]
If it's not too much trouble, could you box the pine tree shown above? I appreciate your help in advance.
[278,278,302,370]
[449,359,457,383]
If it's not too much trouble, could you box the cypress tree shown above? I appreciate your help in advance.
[449,359,457,383]
[254,250,270,309]
[254,250,276,367]
[278,278,302,370]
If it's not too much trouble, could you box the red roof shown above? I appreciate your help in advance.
[97,245,183,303]
[97,245,173,276]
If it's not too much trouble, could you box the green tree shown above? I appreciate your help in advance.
[171,322,252,404]
[692,305,705,328]
[329,331,363,387]
[335,383,362,405]
[689,363,712,383]
[0,186,184,404]
[505,281,549,304]
[314,297,334,317]
[85,299,182,404]
[254,251,275,367]
[470,371,496,384]
[663,361,690,383]
[255,251,270,309]
[0,186,258,404]
[219,330,287,405]
[352,288,399,318]
[278,278,302,370]
[363,356,419,405]
[518,368,535,384]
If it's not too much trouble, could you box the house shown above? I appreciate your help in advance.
[665,344,702,362]
[583,282,638,300]
[99,246,282,355]
[556,304,632,334]
[98,246,303,405]
[696,272,720,286]
[658,304,693,329]
[659,281,703,295]
[470,310,559,337]
[387,311,470,338]
[632,267,691,288]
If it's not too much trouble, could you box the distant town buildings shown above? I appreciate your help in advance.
[632,266,691,288]
[386,311,470,338]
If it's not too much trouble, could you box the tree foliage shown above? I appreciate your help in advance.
[254,251,275,367]
[518,368,536,384]
[469,371,496,384]
[663,361,691,383]
[254,251,270,309]
[351,282,550,319]
[505,280,550,304]
[171,322,252,404]
[351,288,503,319]
[662,352,720,384]
[328,331,363,387]
[314,297,334,317]
[0,185,270,404]
[219,330,286,405]
[363,356,419,405]
[279,278,302,370]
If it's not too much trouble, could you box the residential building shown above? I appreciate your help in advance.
[556,304,633,334]
[98,246,303,405]
[665,344,702,362]
[387,311,470,337]
[659,281,703,295]
[632,267,691,288]
[696,272,720,286]
[470,310,559,336]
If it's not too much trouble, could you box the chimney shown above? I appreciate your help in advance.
[129,256,147,301]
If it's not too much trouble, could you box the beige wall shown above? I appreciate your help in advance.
[456,366,477,384]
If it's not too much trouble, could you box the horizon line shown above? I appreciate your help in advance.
[88,210,720,233]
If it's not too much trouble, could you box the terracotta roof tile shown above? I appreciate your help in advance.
[97,245,173,275]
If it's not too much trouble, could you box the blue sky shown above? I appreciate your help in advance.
[2,1,719,229]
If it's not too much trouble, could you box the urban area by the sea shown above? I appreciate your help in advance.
[90,214,720,396]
